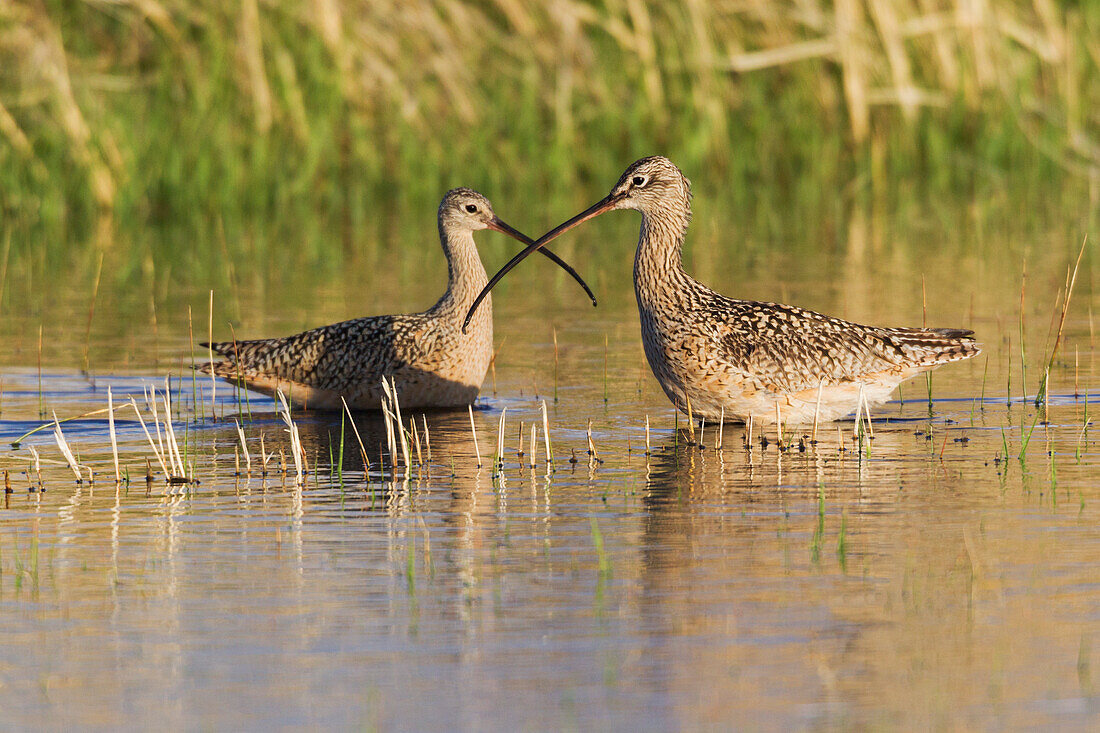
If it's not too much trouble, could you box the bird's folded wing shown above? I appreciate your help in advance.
[713,300,910,394]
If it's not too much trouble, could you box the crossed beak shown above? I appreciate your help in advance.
[463,193,622,332]
[481,215,597,315]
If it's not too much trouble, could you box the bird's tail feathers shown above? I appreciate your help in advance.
[888,327,981,365]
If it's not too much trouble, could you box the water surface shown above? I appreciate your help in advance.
[0,206,1097,729]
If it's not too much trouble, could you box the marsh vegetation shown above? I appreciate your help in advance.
[0,0,1098,728]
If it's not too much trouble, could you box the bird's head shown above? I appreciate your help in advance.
[603,156,691,215]
[438,188,512,234]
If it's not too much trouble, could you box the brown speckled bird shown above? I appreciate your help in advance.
[465,157,980,424]
[200,188,595,410]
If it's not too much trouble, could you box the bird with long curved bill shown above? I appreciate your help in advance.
[465,157,979,425]
[200,188,596,410]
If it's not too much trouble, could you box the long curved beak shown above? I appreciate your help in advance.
[486,215,597,309]
[464,194,619,332]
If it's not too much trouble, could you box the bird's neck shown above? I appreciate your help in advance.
[435,227,491,321]
[633,205,692,311]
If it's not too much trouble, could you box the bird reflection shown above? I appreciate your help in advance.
[637,429,841,573]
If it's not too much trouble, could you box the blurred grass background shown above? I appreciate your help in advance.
[0,0,1097,268]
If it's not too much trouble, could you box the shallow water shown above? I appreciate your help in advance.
[1,209,1099,729]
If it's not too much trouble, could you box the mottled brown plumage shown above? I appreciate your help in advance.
[199,188,595,410]
[468,157,980,424]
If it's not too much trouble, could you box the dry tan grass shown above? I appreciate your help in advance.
[0,1,1095,218]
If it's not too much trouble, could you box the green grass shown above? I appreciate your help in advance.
[0,0,1096,262]
[590,516,612,582]
[837,510,848,573]
[811,482,826,565]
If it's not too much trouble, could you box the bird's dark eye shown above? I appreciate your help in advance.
[465,204,478,213]
[632,175,647,187]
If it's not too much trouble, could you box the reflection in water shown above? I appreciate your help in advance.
[636,434,990,725]
[0,386,1097,728]
[0,213,1098,728]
